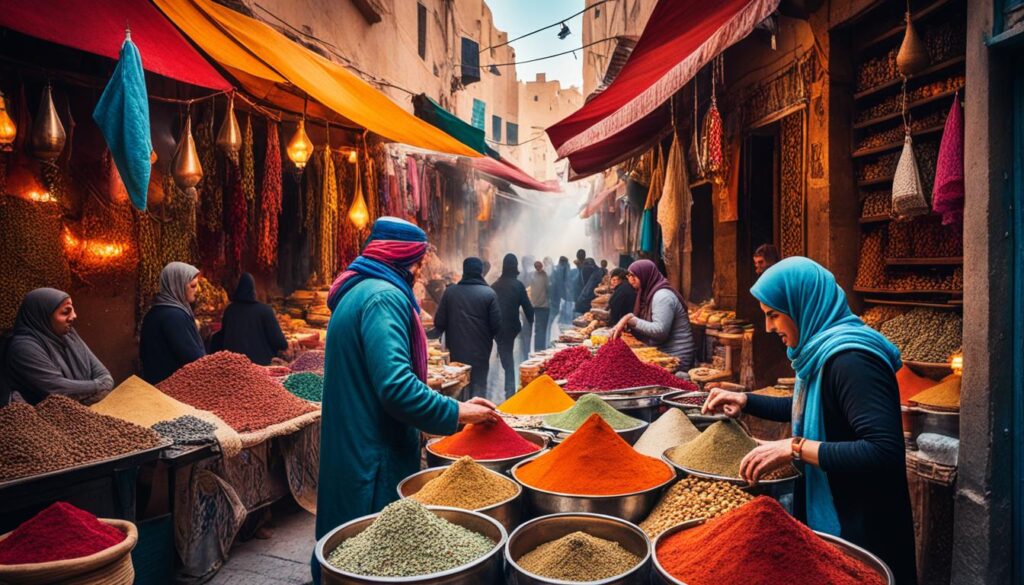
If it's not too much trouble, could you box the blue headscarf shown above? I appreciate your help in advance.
[750,256,901,535]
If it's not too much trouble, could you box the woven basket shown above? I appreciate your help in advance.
[0,519,137,585]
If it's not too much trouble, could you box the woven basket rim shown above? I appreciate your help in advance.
[0,518,138,574]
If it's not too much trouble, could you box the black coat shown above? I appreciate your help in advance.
[432,280,501,366]
[575,268,603,314]
[491,277,533,341]
[139,305,206,385]
[210,274,288,366]
[607,282,637,325]
[745,350,917,585]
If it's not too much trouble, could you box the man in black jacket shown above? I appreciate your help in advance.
[431,258,502,399]
[491,254,533,397]
[607,267,637,326]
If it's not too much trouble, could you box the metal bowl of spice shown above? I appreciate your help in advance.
[567,386,674,423]
[425,430,550,474]
[397,465,523,533]
[650,518,894,585]
[660,392,728,431]
[510,457,674,524]
[505,513,652,585]
[659,453,800,500]
[315,505,507,585]
[544,420,648,446]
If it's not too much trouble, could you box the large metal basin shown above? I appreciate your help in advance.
[315,506,507,585]
[543,419,648,446]
[424,430,549,474]
[510,456,674,523]
[660,446,799,499]
[505,513,651,585]
[650,519,894,584]
[565,386,677,423]
[397,466,522,532]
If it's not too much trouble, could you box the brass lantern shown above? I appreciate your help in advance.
[287,118,314,169]
[0,90,16,152]
[172,114,203,192]
[896,11,929,76]
[348,155,369,229]
[30,83,66,161]
[216,94,242,160]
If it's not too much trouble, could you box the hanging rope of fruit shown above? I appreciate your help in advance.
[197,101,222,232]
[241,114,256,234]
[226,161,247,272]
[257,121,282,271]
[318,146,339,282]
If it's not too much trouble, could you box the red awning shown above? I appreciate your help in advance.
[580,180,625,219]
[0,0,231,90]
[547,0,778,176]
[471,157,562,193]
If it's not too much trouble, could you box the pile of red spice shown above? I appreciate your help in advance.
[0,502,125,564]
[564,340,699,392]
[516,414,673,495]
[430,417,540,460]
[158,352,318,433]
[544,346,592,380]
[656,497,885,585]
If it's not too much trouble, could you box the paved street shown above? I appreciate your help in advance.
[208,507,315,585]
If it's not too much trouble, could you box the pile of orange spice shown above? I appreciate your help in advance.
[515,414,673,495]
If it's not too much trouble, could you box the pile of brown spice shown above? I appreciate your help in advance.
[409,456,517,509]
[640,476,752,538]
[516,531,641,581]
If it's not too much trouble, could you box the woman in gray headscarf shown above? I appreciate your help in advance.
[3,288,113,406]
[139,262,205,384]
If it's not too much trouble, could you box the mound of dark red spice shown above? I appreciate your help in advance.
[544,346,592,380]
[0,502,125,564]
[564,340,699,392]
[158,351,318,433]
[290,350,325,372]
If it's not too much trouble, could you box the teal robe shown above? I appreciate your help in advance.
[313,279,458,573]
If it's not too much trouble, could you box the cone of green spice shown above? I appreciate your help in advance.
[517,531,642,581]
[326,500,494,577]
[410,457,518,509]
[665,419,757,478]
[544,393,643,431]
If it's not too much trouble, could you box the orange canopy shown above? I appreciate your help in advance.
[155,0,480,157]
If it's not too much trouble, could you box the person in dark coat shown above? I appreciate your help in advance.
[703,257,917,585]
[431,258,502,398]
[211,273,288,366]
[574,258,602,315]
[607,267,637,326]
[517,255,536,361]
[140,262,206,385]
[491,254,533,397]
[549,256,568,326]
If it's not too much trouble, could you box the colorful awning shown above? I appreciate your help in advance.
[412,94,498,158]
[546,0,778,176]
[0,0,230,90]
[156,0,480,157]
[471,157,562,193]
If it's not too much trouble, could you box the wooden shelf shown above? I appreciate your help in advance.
[854,56,966,101]
[858,176,894,188]
[863,298,962,309]
[859,214,891,224]
[855,0,958,52]
[854,86,963,129]
[885,256,963,266]
[854,287,963,295]
[852,124,946,158]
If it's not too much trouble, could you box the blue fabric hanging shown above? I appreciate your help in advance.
[639,206,660,253]
[93,34,152,211]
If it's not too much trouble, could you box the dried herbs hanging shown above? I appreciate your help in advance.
[226,161,247,272]
[134,206,161,324]
[161,172,198,265]
[0,197,70,329]
[241,114,256,232]
[257,121,282,271]
[196,101,222,232]
[317,146,338,282]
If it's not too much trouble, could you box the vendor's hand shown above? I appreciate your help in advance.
[702,387,748,417]
[457,397,499,425]
[739,439,791,485]
[610,314,633,339]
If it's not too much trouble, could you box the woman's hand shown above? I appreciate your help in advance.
[739,438,791,485]
[457,397,500,425]
[610,314,634,339]
[702,386,748,417]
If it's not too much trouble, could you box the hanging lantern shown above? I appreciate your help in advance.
[172,114,203,192]
[30,83,66,161]
[216,94,242,160]
[0,90,16,152]
[348,156,369,229]
[897,11,929,77]
[287,119,313,169]
[347,149,358,164]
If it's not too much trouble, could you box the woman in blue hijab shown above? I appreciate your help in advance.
[703,257,916,584]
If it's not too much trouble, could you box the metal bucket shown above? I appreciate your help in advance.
[543,420,648,446]
[650,519,894,584]
[659,390,708,412]
[660,448,799,500]
[424,430,550,474]
[397,467,523,533]
[566,386,675,423]
[510,457,674,523]
[315,506,507,585]
[505,513,652,585]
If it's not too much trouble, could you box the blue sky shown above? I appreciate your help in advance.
[487,1,585,89]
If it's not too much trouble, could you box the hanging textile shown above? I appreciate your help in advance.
[715,134,741,222]
[658,129,691,289]
[407,156,421,216]
[92,32,151,211]
[639,148,665,254]
[891,133,929,220]
[226,162,247,272]
[476,181,495,222]
[932,95,964,227]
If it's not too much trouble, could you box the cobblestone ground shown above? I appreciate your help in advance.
[208,505,315,585]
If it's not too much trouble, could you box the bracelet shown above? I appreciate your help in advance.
[791,437,806,462]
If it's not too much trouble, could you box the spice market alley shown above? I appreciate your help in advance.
[0,0,1020,584]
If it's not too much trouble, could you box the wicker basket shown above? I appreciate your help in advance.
[0,519,137,585]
